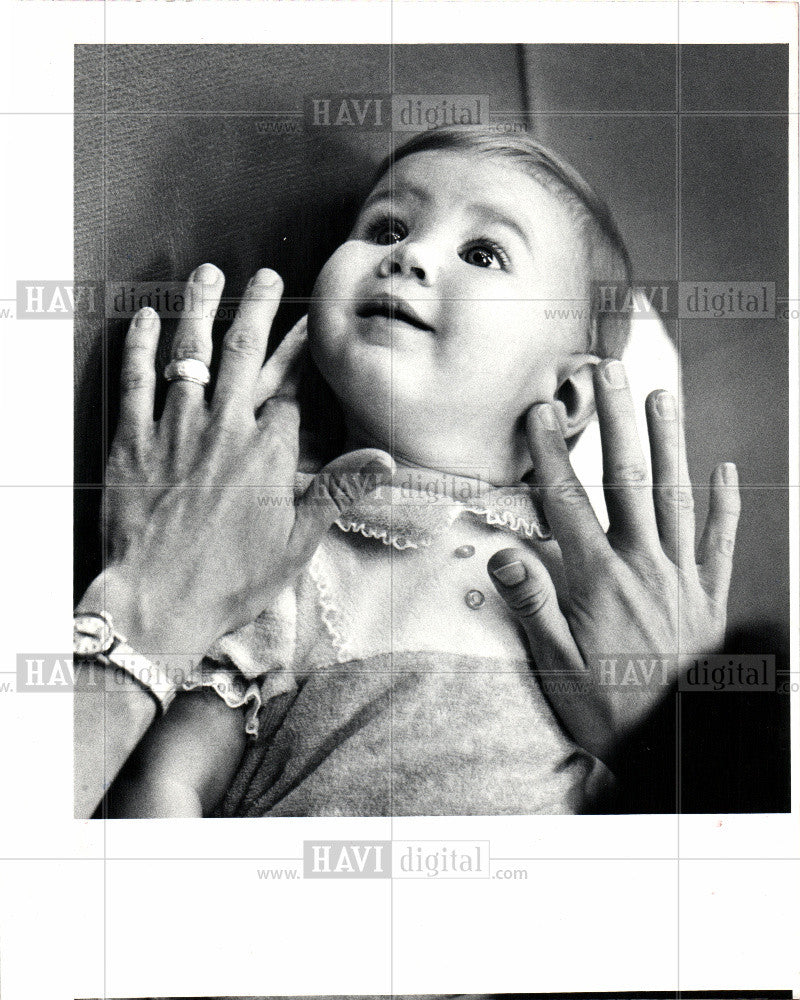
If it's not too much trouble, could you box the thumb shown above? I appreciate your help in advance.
[254,314,308,409]
[489,548,616,763]
[288,448,395,563]
[487,547,583,674]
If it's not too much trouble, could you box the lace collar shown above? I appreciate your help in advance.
[298,470,551,550]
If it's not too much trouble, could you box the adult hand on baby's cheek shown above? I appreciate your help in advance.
[488,360,741,765]
[253,312,309,408]
[100,266,393,659]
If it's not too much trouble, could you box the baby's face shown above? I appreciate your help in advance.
[308,150,590,483]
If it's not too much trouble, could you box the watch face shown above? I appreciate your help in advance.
[73,613,113,657]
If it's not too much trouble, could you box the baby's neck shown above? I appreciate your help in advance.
[343,424,495,491]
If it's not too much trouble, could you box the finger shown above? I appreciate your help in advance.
[288,449,395,565]
[595,360,660,550]
[488,547,589,687]
[488,547,577,650]
[213,268,283,416]
[698,462,740,605]
[254,314,308,408]
[118,307,160,438]
[163,262,222,417]
[646,389,696,569]
[526,402,608,571]
[488,548,616,762]
[256,396,302,485]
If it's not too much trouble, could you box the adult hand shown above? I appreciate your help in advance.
[488,359,740,765]
[82,263,393,660]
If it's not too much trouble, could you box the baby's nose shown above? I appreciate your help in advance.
[378,240,438,286]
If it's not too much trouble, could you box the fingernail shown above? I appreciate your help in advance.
[721,462,738,486]
[191,263,220,284]
[602,359,627,388]
[655,390,676,421]
[250,268,280,287]
[135,306,157,324]
[491,561,528,586]
[536,404,558,431]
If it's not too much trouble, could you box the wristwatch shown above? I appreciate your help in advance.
[73,611,178,713]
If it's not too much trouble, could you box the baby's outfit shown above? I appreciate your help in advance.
[185,476,611,816]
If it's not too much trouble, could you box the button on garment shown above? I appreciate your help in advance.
[303,511,540,662]
[454,544,476,558]
[211,486,612,817]
[464,588,485,609]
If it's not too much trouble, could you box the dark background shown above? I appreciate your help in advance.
[74,44,791,814]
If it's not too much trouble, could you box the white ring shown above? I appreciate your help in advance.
[164,358,210,386]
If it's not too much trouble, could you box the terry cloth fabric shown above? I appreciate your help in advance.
[190,475,611,817]
[216,652,599,817]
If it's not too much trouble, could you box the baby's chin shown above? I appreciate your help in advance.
[308,319,526,482]
[312,332,431,418]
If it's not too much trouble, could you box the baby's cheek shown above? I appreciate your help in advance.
[450,300,542,382]
[308,256,355,359]
[309,251,343,317]
[462,297,531,349]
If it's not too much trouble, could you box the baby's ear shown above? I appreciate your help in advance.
[554,360,597,443]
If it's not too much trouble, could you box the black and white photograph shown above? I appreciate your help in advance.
[72,42,791,820]
[0,3,798,1000]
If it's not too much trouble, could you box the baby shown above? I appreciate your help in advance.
[108,126,634,818]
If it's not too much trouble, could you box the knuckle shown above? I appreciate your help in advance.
[105,448,127,477]
[223,326,262,358]
[119,367,155,394]
[262,427,297,462]
[510,586,550,618]
[662,485,695,512]
[711,530,736,557]
[606,461,649,485]
[125,337,155,356]
[172,335,207,360]
[550,478,586,507]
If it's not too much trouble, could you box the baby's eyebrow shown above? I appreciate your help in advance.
[465,202,533,254]
[361,183,429,211]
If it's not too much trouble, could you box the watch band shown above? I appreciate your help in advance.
[74,611,178,714]
[103,642,178,714]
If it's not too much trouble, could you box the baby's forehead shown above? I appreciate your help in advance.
[366,150,582,237]
[371,149,560,198]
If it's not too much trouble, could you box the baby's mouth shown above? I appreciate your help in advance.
[356,296,435,333]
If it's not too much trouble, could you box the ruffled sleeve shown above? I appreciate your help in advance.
[181,584,298,738]
[182,663,264,737]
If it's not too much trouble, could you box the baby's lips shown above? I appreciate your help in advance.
[356,293,435,332]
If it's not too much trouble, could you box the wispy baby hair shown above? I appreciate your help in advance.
[372,125,634,360]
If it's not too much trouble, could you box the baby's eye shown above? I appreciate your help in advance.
[365,215,408,246]
[460,240,509,270]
